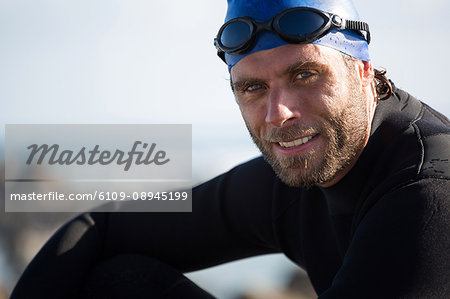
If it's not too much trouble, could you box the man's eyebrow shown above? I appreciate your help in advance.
[286,60,327,74]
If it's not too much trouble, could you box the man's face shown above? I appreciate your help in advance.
[231,44,374,188]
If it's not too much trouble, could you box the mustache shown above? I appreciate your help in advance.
[262,123,321,143]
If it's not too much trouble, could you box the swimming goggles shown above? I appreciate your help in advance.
[214,7,370,62]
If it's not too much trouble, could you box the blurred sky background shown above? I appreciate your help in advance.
[1,0,450,297]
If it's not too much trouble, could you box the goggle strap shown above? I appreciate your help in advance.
[345,20,371,44]
[214,38,227,63]
[218,50,226,63]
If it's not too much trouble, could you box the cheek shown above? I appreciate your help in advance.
[238,102,268,137]
[319,79,356,114]
[239,103,260,129]
[305,85,338,117]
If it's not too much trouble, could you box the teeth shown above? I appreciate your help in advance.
[279,135,314,148]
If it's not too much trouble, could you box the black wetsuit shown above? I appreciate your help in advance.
[11,87,450,298]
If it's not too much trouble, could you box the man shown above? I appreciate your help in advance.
[12,0,450,298]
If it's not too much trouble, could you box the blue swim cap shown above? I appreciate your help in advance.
[222,0,370,69]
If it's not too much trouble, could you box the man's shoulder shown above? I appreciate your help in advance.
[415,105,450,179]
[196,155,279,193]
[353,90,449,232]
[366,88,450,192]
[396,89,450,180]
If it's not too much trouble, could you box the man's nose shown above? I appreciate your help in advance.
[265,87,301,128]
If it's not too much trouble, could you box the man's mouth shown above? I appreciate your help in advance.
[278,135,316,148]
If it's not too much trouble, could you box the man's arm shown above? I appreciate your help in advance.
[319,178,450,298]
[11,157,280,298]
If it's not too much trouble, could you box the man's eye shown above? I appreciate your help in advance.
[297,71,313,79]
[246,84,263,92]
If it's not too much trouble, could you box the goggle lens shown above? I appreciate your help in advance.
[278,10,327,37]
[221,20,252,49]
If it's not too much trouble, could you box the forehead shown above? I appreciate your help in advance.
[230,43,344,81]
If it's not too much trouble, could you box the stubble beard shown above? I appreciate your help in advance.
[246,81,370,189]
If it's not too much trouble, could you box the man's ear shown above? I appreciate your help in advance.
[359,61,375,88]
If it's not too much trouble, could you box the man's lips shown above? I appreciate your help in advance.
[278,134,316,148]
[272,134,319,157]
